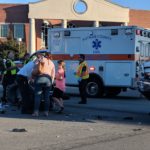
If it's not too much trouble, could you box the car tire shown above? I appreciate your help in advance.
[85,78,104,98]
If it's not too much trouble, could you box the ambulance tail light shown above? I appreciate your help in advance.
[136,30,141,35]
[136,30,146,36]
[89,66,95,71]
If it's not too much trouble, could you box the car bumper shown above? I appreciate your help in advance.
[138,80,150,92]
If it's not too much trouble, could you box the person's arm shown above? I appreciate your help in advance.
[51,64,55,83]
[6,66,17,71]
[5,60,17,71]
[56,70,64,80]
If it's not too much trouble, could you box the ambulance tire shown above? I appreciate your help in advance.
[85,78,104,98]
[105,87,121,97]
[142,91,150,100]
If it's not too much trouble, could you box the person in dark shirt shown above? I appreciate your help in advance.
[1,51,18,103]
[23,53,30,65]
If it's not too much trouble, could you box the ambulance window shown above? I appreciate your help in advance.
[64,30,71,36]
[145,44,149,57]
[149,43,150,56]
[65,37,80,54]
[111,29,118,35]
[140,42,144,57]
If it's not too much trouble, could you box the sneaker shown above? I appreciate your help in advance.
[44,111,49,117]
[78,101,87,104]
[32,111,39,117]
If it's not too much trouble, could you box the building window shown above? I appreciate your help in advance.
[14,24,24,39]
[0,24,8,38]
[67,23,76,28]
[41,22,52,49]
[73,0,87,14]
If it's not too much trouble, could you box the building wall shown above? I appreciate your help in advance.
[0,4,29,51]
[0,4,29,23]
[129,9,150,29]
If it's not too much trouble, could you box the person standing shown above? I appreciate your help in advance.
[52,60,66,113]
[23,53,31,65]
[16,60,35,114]
[32,53,55,117]
[75,54,89,104]
[1,51,18,103]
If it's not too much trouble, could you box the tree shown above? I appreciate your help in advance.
[0,38,27,60]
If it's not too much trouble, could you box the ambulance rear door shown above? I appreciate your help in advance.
[105,62,132,86]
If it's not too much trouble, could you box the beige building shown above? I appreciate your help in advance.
[28,0,129,53]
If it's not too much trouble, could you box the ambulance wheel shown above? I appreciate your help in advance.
[105,87,121,97]
[142,92,150,100]
[85,78,104,98]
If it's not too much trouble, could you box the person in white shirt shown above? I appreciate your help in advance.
[17,60,35,79]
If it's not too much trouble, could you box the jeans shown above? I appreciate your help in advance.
[34,75,52,112]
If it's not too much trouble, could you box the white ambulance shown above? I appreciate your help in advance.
[48,26,150,98]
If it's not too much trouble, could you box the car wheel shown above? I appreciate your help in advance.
[85,78,104,98]
[141,91,150,100]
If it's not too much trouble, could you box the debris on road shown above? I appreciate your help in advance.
[123,116,133,120]
[11,128,27,132]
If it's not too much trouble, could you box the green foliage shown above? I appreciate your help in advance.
[0,39,27,59]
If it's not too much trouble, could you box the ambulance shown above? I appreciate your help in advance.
[48,26,150,98]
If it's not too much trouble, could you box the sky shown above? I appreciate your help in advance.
[0,0,150,10]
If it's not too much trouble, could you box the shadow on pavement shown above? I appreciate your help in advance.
[1,101,150,127]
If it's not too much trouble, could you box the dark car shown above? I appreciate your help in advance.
[30,49,50,59]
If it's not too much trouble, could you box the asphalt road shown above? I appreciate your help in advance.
[0,85,150,150]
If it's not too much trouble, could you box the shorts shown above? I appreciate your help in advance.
[52,87,64,99]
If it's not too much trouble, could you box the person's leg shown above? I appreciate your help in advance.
[1,85,7,103]
[1,75,8,103]
[59,98,64,107]
[58,97,64,113]
[43,86,51,116]
[33,84,43,116]
[78,81,82,98]
[7,84,16,104]
[33,76,52,116]
[17,76,31,113]
[53,97,62,107]
[81,79,88,103]
[78,79,87,104]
